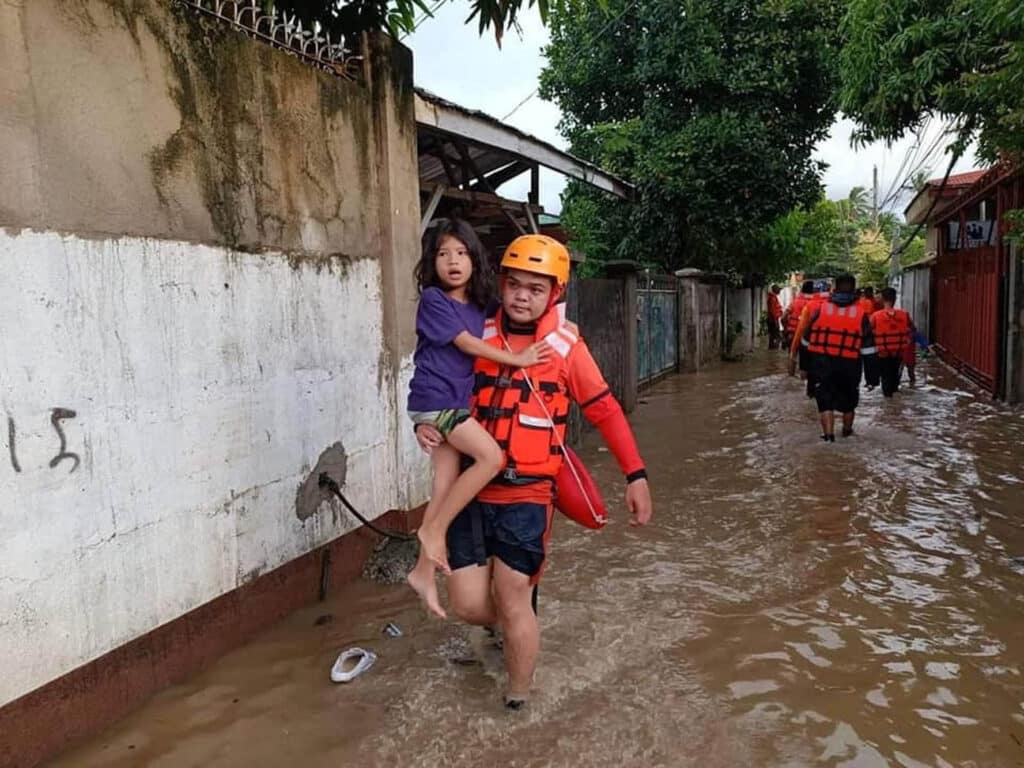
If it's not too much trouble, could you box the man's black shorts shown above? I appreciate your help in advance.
[813,357,862,414]
[798,345,814,373]
[447,500,550,578]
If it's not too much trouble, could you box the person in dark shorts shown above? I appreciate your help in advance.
[869,287,916,397]
[790,274,879,441]
[415,235,653,710]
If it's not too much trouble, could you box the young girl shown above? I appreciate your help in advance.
[406,219,549,618]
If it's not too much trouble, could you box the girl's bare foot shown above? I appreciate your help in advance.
[406,559,446,619]
[416,527,452,574]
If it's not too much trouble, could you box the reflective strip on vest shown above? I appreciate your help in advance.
[544,328,577,358]
[519,414,554,428]
[482,322,498,341]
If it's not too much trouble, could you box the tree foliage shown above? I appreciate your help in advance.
[838,0,1024,162]
[267,0,572,43]
[539,0,843,276]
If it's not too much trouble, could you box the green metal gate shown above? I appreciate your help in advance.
[638,272,678,385]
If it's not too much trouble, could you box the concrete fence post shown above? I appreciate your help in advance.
[675,268,704,372]
[606,261,639,411]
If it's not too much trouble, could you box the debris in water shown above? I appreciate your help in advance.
[383,622,403,638]
[330,648,377,683]
[314,614,334,626]
[362,537,419,584]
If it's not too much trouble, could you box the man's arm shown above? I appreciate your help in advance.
[788,306,816,373]
[566,342,652,526]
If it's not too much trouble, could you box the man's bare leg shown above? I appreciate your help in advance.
[492,560,539,702]
[841,411,855,437]
[820,411,835,440]
[447,561,497,627]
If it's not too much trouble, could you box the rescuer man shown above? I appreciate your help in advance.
[415,234,653,709]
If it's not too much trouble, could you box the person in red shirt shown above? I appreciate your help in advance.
[415,235,653,710]
[766,284,783,350]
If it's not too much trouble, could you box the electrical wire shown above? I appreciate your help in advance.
[502,0,641,121]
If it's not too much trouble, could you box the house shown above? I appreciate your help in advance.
[904,164,1023,400]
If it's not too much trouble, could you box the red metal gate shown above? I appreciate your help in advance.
[933,245,1002,393]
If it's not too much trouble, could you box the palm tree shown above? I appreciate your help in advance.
[846,186,870,221]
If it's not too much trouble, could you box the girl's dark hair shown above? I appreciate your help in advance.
[415,218,493,308]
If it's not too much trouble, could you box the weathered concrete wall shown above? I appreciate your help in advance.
[726,287,757,354]
[678,273,723,371]
[566,273,638,443]
[0,0,425,708]
[900,266,932,343]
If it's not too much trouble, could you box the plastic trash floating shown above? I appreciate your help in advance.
[330,648,376,683]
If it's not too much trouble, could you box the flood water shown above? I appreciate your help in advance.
[55,353,1024,767]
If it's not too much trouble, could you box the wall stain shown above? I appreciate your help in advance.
[295,442,348,522]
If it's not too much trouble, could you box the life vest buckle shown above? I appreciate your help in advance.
[497,375,513,388]
[503,466,519,482]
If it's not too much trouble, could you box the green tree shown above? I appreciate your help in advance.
[541,0,844,276]
[845,186,870,223]
[268,0,570,42]
[838,0,1024,163]
[851,230,891,287]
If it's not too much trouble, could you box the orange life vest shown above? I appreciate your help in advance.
[473,306,576,485]
[871,308,911,357]
[807,302,864,360]
[785,294,810,335]
[857,297,876,318]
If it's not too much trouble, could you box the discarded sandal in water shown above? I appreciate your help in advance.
[330,648,376,683]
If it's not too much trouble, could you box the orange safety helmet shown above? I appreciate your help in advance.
[500,234,571,289]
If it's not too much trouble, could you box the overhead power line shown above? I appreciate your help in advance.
[502,0,641,121]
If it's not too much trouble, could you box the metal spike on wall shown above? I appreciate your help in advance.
[175,0,363,80]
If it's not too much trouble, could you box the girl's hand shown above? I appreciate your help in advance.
[514,341,551,368]
[414,424,443,454]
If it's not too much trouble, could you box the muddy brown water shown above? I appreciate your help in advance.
[53,354,1024,767]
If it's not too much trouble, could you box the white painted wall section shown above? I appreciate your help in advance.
[0,228,398,705]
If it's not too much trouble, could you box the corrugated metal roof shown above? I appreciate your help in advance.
[927,170,987,188]
[414,88,632,199]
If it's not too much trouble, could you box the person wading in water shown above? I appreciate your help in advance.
[789,274,879,441]
[415,235,653,710]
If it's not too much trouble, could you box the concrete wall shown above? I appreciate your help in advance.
[678,273,723,371]
[900,266,932,342]
[726,287,758,354]
[0,0,425,708]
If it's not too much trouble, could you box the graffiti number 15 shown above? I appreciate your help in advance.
[6,408,81,475]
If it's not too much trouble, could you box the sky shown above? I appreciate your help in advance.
[406,3,980,218]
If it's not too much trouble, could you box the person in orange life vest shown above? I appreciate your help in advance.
[766,285,783,350]
[872,288,885,312]
[856,287,876,318]
[414,235,653,709]
[787,280,827,398]
[789,274,879,441]
[782,280,814,350]
[870,287,916,397]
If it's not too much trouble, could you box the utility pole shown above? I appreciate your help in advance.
[889,222,901,288]
[872,164,879,231]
